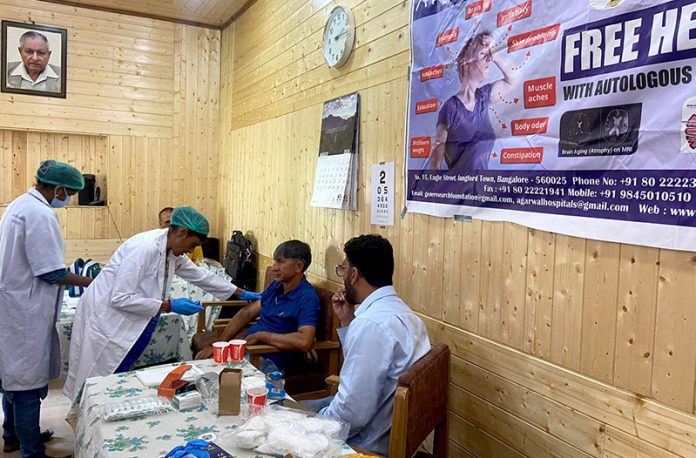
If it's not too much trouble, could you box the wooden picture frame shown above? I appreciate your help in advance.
[1,20,67,98]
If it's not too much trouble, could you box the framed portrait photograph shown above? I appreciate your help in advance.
[1,20,67,98]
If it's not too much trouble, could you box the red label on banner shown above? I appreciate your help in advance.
[415,98,438,114]
[420,65,444,82]
[501,147,543,164]
[511,117,549,135]
[508,24,560,52]
[524,77,556,108]
[466,0,491,19]
[436,28,459,47]
[410,137,432,158]
[498,0,532,27]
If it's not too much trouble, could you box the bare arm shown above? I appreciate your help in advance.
[427,124,449,170]
[219,301,261,341]
[489,45,521,103]
[246,325,316,353]
[60,272,92,288]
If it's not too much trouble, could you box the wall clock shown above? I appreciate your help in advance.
[322,5,356,68]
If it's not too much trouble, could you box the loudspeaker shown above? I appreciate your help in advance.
[78,174,95,205]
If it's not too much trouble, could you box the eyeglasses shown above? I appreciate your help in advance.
[335,264,348,277]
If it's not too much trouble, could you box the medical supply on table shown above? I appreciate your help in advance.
[172,391,203,411]
[265,371,286,399]
[100,396,174,422]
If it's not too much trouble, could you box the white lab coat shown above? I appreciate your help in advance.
[0,189,66,391]
[64,228,236,401]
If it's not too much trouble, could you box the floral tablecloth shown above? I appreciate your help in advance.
[72,360,355,458]
[57,262,231,377]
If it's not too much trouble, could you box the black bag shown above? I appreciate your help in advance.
[224,231,257,292]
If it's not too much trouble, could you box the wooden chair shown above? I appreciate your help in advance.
[327,344,450,458]
[195,267,341,399]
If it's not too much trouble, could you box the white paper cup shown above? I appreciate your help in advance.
[247,387,268,415]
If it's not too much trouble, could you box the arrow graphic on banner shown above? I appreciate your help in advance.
[512,51,532,70]
[495,25,513,48]
[489,106,507,129]
[497,92,519,105]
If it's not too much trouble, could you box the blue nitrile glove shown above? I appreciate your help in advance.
[239,290,263,302]
[170,298,204,316]
[164,439,210,458]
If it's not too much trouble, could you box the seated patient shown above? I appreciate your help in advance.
[193,240,319,374]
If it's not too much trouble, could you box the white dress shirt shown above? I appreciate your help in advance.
[9,62,59,91]
[320,285,431,455]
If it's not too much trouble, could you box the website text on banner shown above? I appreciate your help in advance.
[406,0,696,251]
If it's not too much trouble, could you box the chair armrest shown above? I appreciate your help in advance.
[313,341,340,351]
[201,300,247,308]
[325,375,340,396]
[246,344,281,354]
[197,301,248,333]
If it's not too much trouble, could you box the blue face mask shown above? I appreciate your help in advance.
[50,187,71,208]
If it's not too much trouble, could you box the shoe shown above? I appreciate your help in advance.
[2,429,54,453]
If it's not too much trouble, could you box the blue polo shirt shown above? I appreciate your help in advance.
[246,276,320,369]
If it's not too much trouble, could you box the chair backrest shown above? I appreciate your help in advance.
[390,343,450,458]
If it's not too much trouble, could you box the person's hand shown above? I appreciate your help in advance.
[195,347,213,360]
[238,290,262,302]
[332,289,355,327]
[170,298,204,316]
[245,332,264,345]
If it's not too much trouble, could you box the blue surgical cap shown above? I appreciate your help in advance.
[170,206,210,236]
[36,160,85,190]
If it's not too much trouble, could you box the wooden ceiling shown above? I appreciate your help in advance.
[38,0,254,28]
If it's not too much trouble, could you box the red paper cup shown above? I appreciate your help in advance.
[247,387,268,415]
[212,341,230,363]
[228,339,247,362]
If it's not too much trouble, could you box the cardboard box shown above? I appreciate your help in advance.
[218,368,242,415]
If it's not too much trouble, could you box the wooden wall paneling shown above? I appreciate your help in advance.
[500,222,528,350]
[11,131,27,198]
[524,228,556,359]
[450,383,591,457]
[1,132,12,202]
[426,216,445,320]
[442,219,463,326]
[602,426,680,458]
[449,440,477,458]
[459,219,482,332]
[411,214,429,315]
[652,250,696,412]
[479,221,504,341]
[613,245,659,396]
[195,27,210,215]
[580,240,621,383]
[448,412,526,458]
[550,234,586,371]
[424,316,696,457]
[451,355,604,456]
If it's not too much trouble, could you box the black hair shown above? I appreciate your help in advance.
[273,240,312,272]
[170,224,207,242]
[159,207,174,218]
[344,234,394,287]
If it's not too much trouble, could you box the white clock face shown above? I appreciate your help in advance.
[323,6,355,68]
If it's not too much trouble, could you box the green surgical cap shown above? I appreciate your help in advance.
[170,206,210,236]
[36,160,85,190]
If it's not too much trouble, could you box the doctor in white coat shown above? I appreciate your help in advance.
[64,206,261,402]
[0,160,92,458]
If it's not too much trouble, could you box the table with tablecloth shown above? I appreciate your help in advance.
[72,359,356,458]
[57,262,231,377]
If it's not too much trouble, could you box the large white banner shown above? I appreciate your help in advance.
[405,0,696,251]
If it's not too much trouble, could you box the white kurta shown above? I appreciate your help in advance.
[64,228,236,401]
[0,189,66,391]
